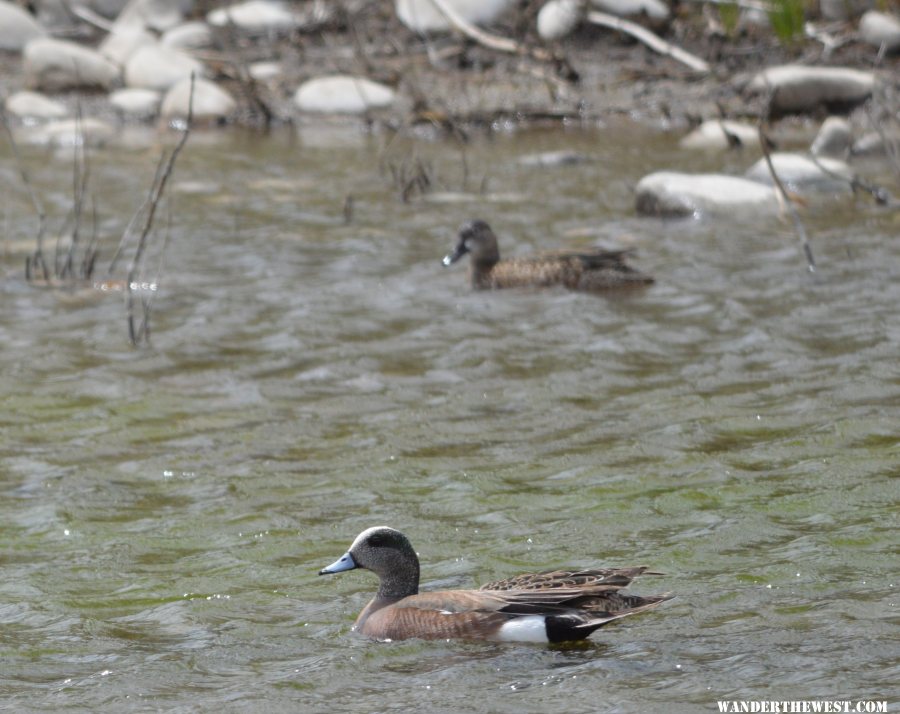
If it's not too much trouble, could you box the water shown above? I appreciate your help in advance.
[1,123,897,712]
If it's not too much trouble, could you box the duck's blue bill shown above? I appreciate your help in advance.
[319,551,357,575]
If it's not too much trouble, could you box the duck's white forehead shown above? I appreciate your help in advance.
[350,526,397,550]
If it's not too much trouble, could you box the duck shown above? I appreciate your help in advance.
[318,526,671,642]
[441,220,654,291]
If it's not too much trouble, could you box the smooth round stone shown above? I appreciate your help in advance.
[679,120,761,151]
[859,10,900,53]
[537,0,584,41]
[0,0,46,52]
[23,38,121,91]
[109,88,161,117]
[294,75,396,114]
[207,0,298,31]
[248,62,282,81]
[395,0,513,34]
[99,27,156,65]
[809,116,851,159]
[124,44,204,91]
[24,117,116,147]
[115,0,186,32]
[744,154,853,192]
[160,77,236,121]
[591,0,669,22]
[161,21,214,49]
[635,171,778,218]
[5,91,68,120]
[851,132,893,157]
[747,65,875,114]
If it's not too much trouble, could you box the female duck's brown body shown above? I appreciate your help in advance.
[443,220,654,291]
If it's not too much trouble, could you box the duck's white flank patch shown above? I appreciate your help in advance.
[497,616,549,643]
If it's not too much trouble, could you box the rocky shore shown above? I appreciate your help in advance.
[1,0,898,137]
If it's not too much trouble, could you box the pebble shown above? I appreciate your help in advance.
[294,75,397,114]
[635,171,778,218]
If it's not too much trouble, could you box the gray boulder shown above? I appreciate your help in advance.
[395,0,513,34]
[591,0,669,22]
[5,91,68,120]
[124,44,203,90]
[747,65,875,114]
[207,0,299,31]
[160,77,236,121]
[294,75,397,114]
[679,120,761,151]
[161,21,214,49]
[23,38,120,91]
[635,171,778,218]
[859,10,900,53]
[109,87,161,118]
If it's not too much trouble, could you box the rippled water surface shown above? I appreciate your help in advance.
[1,124,898,713]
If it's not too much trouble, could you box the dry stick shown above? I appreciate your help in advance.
[126,74,195,346]
[63,107,91,280]
[1,104,49,281]
[758,88,815,273]
[135,201,174,344]
[586,11,710,73]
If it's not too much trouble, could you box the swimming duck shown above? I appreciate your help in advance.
[442,220,654,291]
[319,526,671,642]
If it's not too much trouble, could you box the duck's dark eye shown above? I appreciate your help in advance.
[368,533,387,547]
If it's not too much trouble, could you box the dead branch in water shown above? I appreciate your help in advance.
[126,74,195,347]
[1,102,49,281]
[758,86,815,273]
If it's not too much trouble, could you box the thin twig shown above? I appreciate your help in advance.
[1,102,49,281]
[586,11,710,73]
[758,86,815,272]
[126,74,194,346]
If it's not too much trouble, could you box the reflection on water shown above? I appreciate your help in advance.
[1,124,897,711]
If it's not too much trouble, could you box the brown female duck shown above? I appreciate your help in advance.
[319,526,671,642]
[442,220,654,291]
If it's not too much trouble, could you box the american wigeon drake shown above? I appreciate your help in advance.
[442,220,654,291]
[319,526,671,642]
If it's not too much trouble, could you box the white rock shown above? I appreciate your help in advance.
[809,116,851,159]
[24,117,116,147]
[745,154,853,192]
[294,75,396,114]
[160,77,236,121]
[395,0,513,34]
[109,88,161,117]
[747,65,875,114]
[248,61,282,81]
[161,21,214,49]
[23,38,121,91]
[207,0,298,31]
[0,0,46,52]
[635,171,778,218]
[537,0,584,41]
[591,0,669,22]
[124,44,203,91]
[5,91,68,120]
[679,120,761,151]
[859,10,900,53]
[99,27,156,65]
[114,0,186,32]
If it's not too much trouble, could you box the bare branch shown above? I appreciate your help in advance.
[126,73,195,346]
[586,11,710,73]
